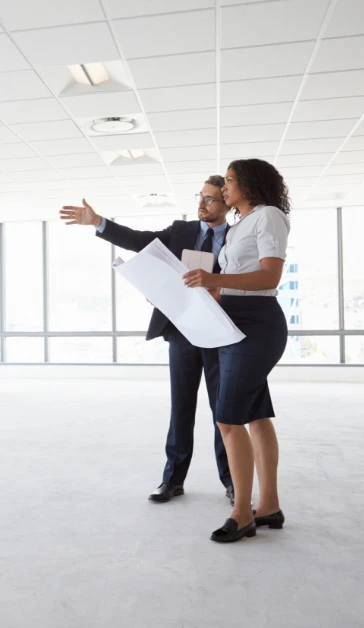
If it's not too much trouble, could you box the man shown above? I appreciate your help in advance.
[59,176,234,504]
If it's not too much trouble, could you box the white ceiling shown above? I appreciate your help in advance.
[1,0,364,220]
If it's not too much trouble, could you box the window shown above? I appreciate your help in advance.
[280,336,340,364]
[48,337,112,363]
[278,209,339,330]
[5,337,44,363]
[4,222,43,332]
[47,221,112,332]
[342,207,364,330]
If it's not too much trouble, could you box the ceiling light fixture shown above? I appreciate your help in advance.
[139,193,169,207]
[89,116,137,134]
[68,62,109,86]
[120,149,145,160]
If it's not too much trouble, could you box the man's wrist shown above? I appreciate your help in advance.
[93,214,103,229]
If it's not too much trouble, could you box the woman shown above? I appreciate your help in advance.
[184,158,290,543]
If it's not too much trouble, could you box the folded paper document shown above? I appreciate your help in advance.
[113,238,245,348]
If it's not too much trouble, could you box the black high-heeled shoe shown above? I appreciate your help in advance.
[210,518,256,543]
[253,510,285,529]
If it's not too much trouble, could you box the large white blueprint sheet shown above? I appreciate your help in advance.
[113,238,245,349]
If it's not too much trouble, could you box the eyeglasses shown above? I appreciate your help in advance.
[195,193,224,207]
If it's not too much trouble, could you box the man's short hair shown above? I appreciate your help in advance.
[205,175,224,189]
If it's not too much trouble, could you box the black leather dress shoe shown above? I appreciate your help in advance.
[211,518,256,543]
[226,486,234,506]
[253,509,285,529]
[148,483,184,503]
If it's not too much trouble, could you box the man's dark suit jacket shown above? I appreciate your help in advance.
[96,218,229,341]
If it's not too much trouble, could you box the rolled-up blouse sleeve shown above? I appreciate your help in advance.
[256,207,289,261]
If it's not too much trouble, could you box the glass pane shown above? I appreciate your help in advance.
[114,215,181,331]
[4,222,43,331]
[48,221,112,331]
[5,337,44,363]
[49,337,112,363]
[117,336,168,364]
[279,335,340,364]
[342,207,364,330]
[278,209,339,330]
[345,336,364,364]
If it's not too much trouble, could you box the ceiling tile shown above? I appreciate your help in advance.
[286,119,355,141]
[221,76,301,106]
[318,173,364,185]
[170,172,216,184]
[221,0,329,48]
[279,165,325,178]
[285,176,317,187]
[47,153,105,168]
[61,91,140,118]
[0,71,51,102]
[140,83,216,112]
[0,0,105,30]
[15,169,63,182]
[280,138,342,155]
[221,124,285,144]
[0,143,36,158]
[276,153,334,167]
[10,120,84,142]
[13,23,119,66]
[221,102,292,126]
[124,182,172,194]
[172,182,206,197]
[0,34,30,71]
[301,70,364,100]
[221,41,313,81]
[326,163,364,175]
[30,138,93,155]
[220,142,278,159]
[165,160,216,174]
[221,0,267,3]
[113,10,215,59]
[305,184,353,201]
[0,98,69,124]
[0,126,22,144]
[106,0,214,18]
[129,51,215,89]
[340,136,364,151]
[0,156,49,171]
[311,36,364,73]
[148,109,216,132]
[58,166,113,179]
[154,129,215,148]
[110,164,165,176]
[159,145,217,162]
[293,96,364,121]
[324,0,364,38]
[57,177,120,188]
[120,174,169,187]
[91,133,155,151]
[333,150,364,164]
[0,172,16,183]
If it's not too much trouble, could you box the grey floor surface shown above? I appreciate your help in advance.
[0,378,363,628]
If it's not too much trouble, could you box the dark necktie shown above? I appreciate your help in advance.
[200,227,214,253]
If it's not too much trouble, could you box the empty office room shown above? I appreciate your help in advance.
[0,1,363,627]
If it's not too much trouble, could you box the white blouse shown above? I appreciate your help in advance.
[218,204,290,297]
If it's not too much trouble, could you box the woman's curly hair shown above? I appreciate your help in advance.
[228,159,291,216]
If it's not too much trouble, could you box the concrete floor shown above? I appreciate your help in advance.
[0,378,363,628]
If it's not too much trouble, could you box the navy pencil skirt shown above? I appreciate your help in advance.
[215,296,288,425]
